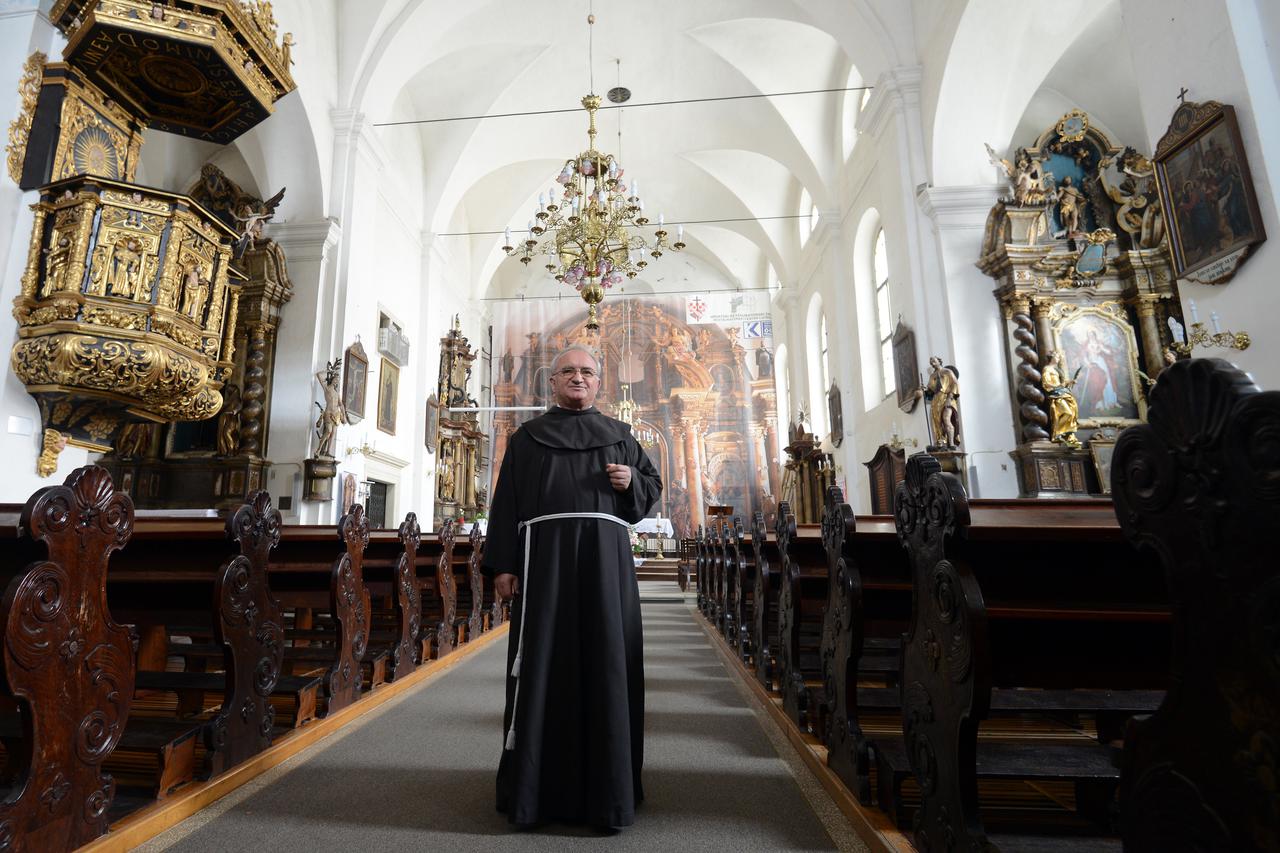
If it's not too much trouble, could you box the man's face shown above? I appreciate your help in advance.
[549,349,600,410]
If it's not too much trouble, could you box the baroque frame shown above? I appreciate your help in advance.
[376,357,399,436]
[1049,301,1148,429]
[342,341,368,424]
[1153,100,1266,284]
[892,319,921,413]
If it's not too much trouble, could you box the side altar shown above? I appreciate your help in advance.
[979,111,1182,497]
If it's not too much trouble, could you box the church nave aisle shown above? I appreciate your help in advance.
[138,583,864,853]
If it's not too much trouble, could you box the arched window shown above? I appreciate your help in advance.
[842,64,865,160]
[806,292,827,434]
[809,203,820,238]
[820,313,831,395]
[873,228,895,398]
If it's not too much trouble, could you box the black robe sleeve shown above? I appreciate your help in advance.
[481,433,520,578]
[614,435,662,524]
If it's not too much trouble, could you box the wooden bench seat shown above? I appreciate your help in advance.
[135,670,322,729]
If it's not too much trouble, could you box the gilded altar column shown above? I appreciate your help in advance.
[239,323,269,456]
[682,421,704,527]
[1134,295,1166,377]
[489,381,517,500]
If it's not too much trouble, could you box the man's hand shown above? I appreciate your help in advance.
[495,572,520,601]
[606,463,632,492]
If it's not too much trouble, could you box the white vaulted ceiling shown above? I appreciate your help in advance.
[337,0,905,300]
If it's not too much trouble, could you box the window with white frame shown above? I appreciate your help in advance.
[799,188,813,246]
[820,312,831,395]
[873,228,895,398]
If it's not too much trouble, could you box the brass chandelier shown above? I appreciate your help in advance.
[502,12,684,330]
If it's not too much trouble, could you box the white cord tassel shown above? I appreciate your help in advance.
[503,511,633,751]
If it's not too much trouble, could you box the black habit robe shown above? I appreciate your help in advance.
[481,405,662,827]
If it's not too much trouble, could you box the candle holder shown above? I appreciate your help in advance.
[1169,322,1251,356]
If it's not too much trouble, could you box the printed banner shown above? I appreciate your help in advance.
[684,290,771,325]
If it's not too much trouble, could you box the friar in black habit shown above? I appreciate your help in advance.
[482,343,662,829]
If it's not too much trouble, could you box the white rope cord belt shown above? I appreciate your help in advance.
[505,511,632,751]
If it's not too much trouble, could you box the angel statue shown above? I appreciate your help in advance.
[313,359,345,460]
[986,144,1048,206]
[233,186,286,258]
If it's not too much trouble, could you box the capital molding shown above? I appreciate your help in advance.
[267,218,342,264]
[917,184,1004,230]
[860,65,923,140]
[331,108,388,174]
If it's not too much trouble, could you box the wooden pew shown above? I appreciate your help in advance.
[724,517,754,661]
[818,485,913,804]
[774,502,829,733]
[320,506,372,714]
[0,466,136,849]
[456,524,486,641]
[1110,358,1280,850]
[694,524,708,614]
[749,511,780,690]
[881,454,1169,849]
[361,513,424,682]
[418,519,458,658]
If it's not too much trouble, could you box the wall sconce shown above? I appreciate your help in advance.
[1171,300,1250,356]
[886,421,918,452]
[345,438,378,458]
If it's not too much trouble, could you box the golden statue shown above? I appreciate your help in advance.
[107,237,143,298]
[41,235,73,297]
[924,356,961,449]
[180,262,211,319]
[1043,350,1082,449]
[36,429,67,478]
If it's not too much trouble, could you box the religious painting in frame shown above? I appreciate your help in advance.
[377,357,399,435]
[424,393,438,453]
[1089,440,1116,496]
[1049,301,1147,428]
[342,341,368,424]
[827,382,844,448]
[892,319,921,413]
[1153,100,1266,284]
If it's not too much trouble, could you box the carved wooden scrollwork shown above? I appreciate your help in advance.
[695,524,707,614]
[325,505,371,715]
[729,517,752,660]
[819,485,872,801]
[392,513,422,677]
[206,490,283,774]
[775,501,808,726]
[895,453,989,851]
[433,519,457,657]
[750,511,778,690]
[0,465,134,850]
[466,523,485,640]
[1112,358,1280,850]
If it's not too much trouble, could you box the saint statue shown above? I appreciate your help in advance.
[1042,350,1082,449]
[1055,176,1087,236]
[41,235,73,297]
[500,348,515,384]
[924,356,961,449]
[754,346,774,379]
[217,384,242,457]
[313,359,345,459]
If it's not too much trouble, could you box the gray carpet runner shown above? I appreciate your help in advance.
[138,584,864,852]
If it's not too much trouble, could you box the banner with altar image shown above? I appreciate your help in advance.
[489,293,780,537]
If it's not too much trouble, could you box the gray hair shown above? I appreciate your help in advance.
[549,344,601,374]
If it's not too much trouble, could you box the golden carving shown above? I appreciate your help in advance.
[6,52,46,185]
[83,304,146,330]
[51,0,296,143]
[11,333,222,420]
[82,413,119,441]
[36,429,67,478]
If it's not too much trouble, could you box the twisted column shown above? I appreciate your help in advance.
[239,323,268,456]
[1011,302,1049,441]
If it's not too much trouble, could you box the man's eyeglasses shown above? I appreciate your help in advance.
[555,367,598,379]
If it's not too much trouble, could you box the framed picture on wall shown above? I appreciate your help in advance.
[1153,100,1267,284]
[342,341,368,424]
[1089,440,1116,495]
[892,320,921,413]
[424,393,438,453]
[377,357,399,435]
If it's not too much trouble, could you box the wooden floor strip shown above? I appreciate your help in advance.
[695,614,915,853]
[78,622,510,853]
